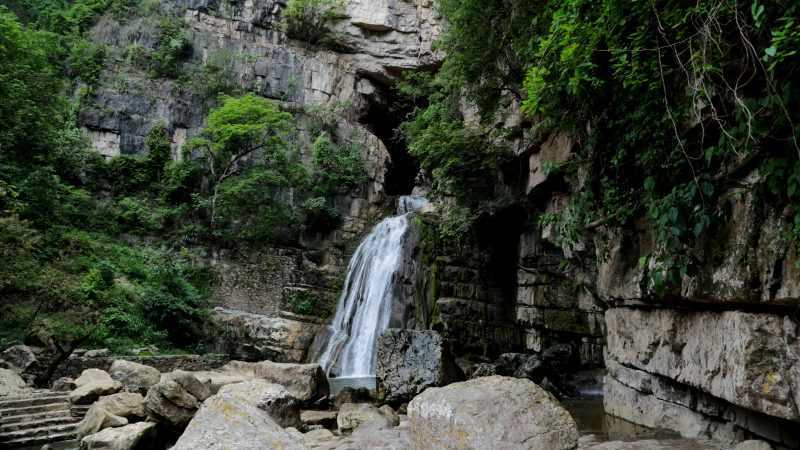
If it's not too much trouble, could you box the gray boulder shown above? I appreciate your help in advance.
[222,360,328,402]
[144,371,215,429]
[581,439,724,450]
[171,382,305,450]
[0,368,28,397]
[77,392,146,437]
[213,308,321,363]
[337,403,399,434]
[408,376,578,450]
[109,360,160,394]
[80,421,158,450]
[376,329,463,403]
[733,441,774,450]
[217,380,302,428]
[301,410,338,430]
[52,377,76,392]
[1,345,39,373]
[70,369,123,405]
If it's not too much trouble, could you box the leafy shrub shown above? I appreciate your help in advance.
[282,0,345,46]
[311,133,366,196]
[150,18,191,78]
[302,196,342,235]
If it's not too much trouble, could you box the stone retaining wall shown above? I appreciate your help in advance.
[55,354,231,381]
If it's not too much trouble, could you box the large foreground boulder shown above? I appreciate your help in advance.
[70,369,123,405]
[213,307,321,362]
[171,380,305,450]
[0,368,28,397]
[144,371,216,428]
[77,392,146,437]
[109,360,160,394]
[222,360,328,402]
[80,421,158,450]
[376,329,463,403]
[217,380,302,429]
[408,376,578,450]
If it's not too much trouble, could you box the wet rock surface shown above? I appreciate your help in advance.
[376,329,463,403]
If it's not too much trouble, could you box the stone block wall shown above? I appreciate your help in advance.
[55,354,230,381]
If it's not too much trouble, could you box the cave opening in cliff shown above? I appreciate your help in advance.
[358,80,419,196]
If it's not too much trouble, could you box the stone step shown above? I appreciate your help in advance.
[0,431,77,449]
[0,402,70,417]
[0,423,77,443]
[0,415,80,434]
[0,408,74,425]
[0,394,69,410]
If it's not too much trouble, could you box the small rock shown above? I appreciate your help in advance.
[80,421,158,450]
[469,363,498,379]
[734,440,774,450]
[332,387,372,409]
[85,349,111,358]
[109,360,160,395]
[302,428,336,445]
[301,410,338,430]
[77,392,146,437]
[70,369,123,405]
[52,377,76,392]
[337,403,398,434]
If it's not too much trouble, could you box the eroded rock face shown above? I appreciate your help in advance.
[376,329,463,403]
[80,421,158,450]
[408,376,579,450]
[77,392,146,437]
[216,380,302,429]
[605,308,800,422]
[144,370,216,428]
[70,369,123,405]
[221,360,328,402]
[171,381,305,450]
[109,360,160,395]
[213,308,321,363]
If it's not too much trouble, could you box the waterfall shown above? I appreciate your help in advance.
[314,214,412,377]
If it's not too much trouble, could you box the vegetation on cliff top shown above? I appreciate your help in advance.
[402,0,800,292]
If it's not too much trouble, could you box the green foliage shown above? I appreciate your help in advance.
[282,0,345,46]
[311,133,366,196]
[301,196,342,235]
[0,8,65,158]
[186,94,304,244]
[285,289,331,317]
[149,18,191,79]
[409,0,800,292]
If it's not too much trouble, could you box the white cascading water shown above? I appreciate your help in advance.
[314,214,411,377]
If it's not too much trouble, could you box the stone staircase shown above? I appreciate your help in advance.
[0,391,82,448]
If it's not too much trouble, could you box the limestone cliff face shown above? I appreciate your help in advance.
[509,130,800,446]
[75,0,441,362]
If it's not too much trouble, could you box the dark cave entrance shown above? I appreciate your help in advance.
[357,80,419,196]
